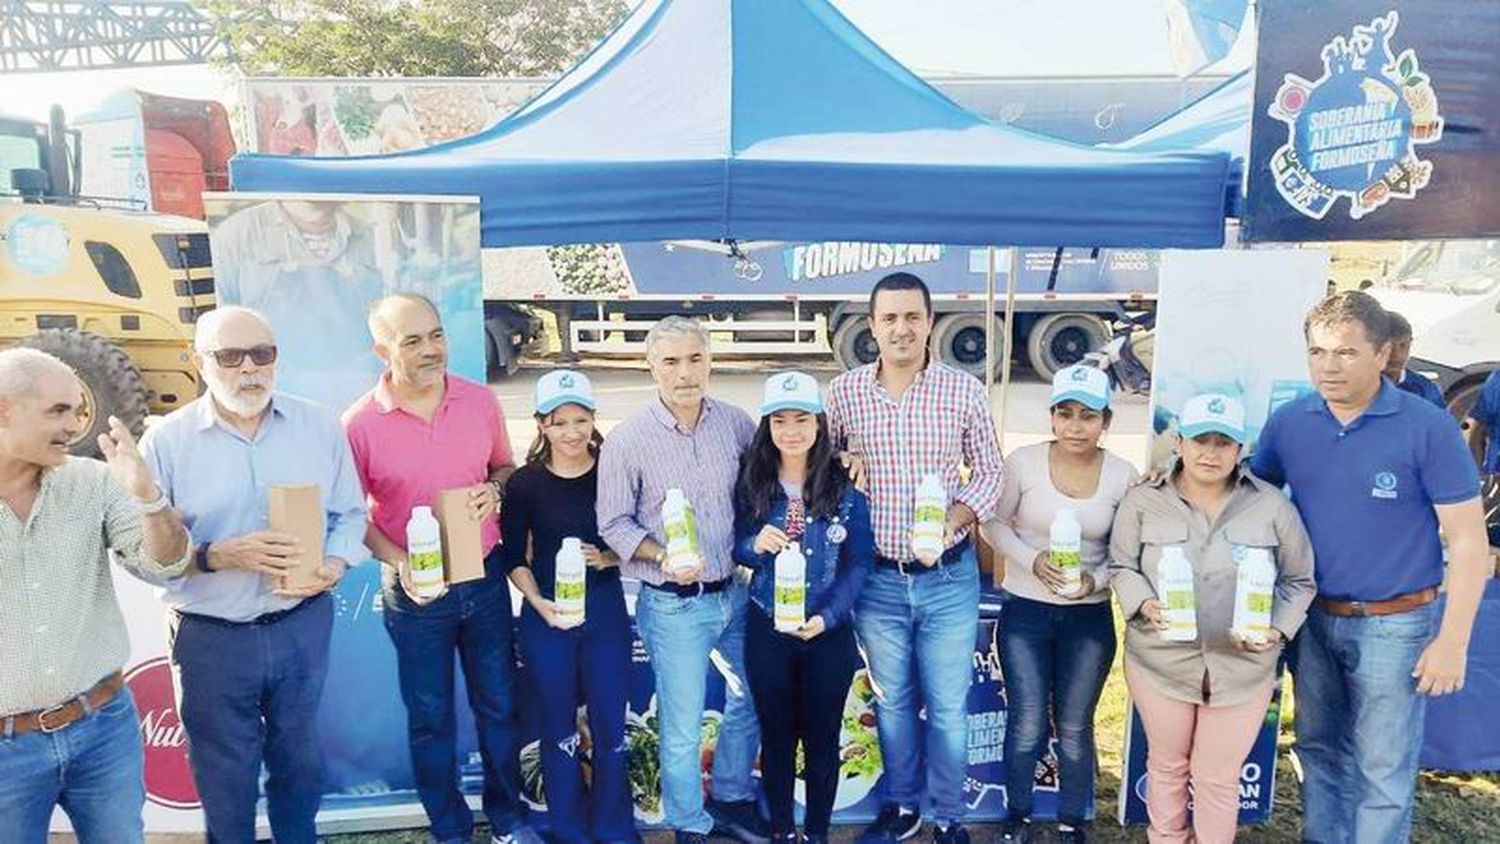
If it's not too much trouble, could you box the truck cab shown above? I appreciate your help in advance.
[1371,239,1500,417]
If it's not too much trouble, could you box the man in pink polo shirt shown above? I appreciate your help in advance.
[342,293,530,844]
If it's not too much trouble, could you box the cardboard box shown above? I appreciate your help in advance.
[268,484,325,591]
[435,487,486,584]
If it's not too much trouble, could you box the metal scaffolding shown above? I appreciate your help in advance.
[0,0,243,72]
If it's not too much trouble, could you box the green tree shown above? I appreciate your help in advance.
[208,0,629,77]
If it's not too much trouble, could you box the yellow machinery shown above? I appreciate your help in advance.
[1,107,212,453]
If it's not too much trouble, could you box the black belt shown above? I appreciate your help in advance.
[643,577,731,598]
[876,537,972,575]
[175,592,326,628]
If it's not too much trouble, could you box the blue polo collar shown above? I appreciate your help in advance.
[1306,378,1402,420]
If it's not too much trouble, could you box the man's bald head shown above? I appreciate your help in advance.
[368,293,448,389]
[195,306,275,353]
[367,293,442,346]
[0,347,77,404]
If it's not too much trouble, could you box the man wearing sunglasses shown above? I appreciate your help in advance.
[137,305,368,844]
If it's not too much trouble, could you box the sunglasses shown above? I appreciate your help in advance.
[207,345,278,368]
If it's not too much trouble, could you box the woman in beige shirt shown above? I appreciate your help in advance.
[1110,393,1315,844]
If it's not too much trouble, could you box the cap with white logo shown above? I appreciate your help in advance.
[1050,364,1111,411]
[760,371,824,416]
[535,369,596,415]
[1179,393,1246,443]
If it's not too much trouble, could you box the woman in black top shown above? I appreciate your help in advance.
[501,370,637,844]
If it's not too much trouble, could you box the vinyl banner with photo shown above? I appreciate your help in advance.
[1145,249,1329,472]
[1120,248,1328,828]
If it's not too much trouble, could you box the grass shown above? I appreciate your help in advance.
[325,609,1500,843]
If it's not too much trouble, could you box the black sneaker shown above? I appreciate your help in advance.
[707,798,771,844]
[857,804,923,843]
[933,823,970,844]
[804,836,827,844]
[769,834,798,844]
[676,832,711,844]
[1056,823,1090,844]
[999,819,1034,843]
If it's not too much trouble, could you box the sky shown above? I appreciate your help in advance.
[0,0,1252,122]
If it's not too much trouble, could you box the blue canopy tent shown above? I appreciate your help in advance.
[230,0,1233,250]
[1110,70,1251,216]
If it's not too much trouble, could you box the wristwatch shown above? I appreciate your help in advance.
[194,542,214,574]
[488,479,506,503]
[652,547,667,567]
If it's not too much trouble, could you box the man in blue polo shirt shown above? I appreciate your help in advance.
[1462,368,1500,546]
[1251,292,1490,844]
[1382,310,1445,409]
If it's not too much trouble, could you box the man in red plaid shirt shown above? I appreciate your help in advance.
[827,273,1004,844]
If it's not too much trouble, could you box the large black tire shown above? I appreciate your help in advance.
[931,312,1003,379]
[831,316,880,370]
[17,329,149,457]
[1026,313,1110,380]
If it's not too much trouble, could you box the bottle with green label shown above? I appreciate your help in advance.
[406,506,446,601]
[1049,508,1083,596]
[911,473,946,561]
[661,487,700,574]
[774,543,807,633]
[1158,545,1197,642]
[555,537,587,622]
[1232,546,1276,645]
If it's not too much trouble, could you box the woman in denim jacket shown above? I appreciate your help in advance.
[732,371,875,844]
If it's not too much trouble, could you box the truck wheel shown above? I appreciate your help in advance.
[17,329,150,458]
[931,312,1002,379]
[1026,313,1109,380]
[832,316,880,370]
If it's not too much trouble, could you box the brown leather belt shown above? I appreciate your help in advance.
[1317,587,1439,618]
[5,672,124,736]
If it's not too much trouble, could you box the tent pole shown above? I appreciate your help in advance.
[997,245,1020,454]
[985,247,996,395]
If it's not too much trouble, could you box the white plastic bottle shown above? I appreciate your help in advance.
[406,506,446,600]
[773,543,808,633]
[1158,546,1197,642]
[911,473,947,561]
[1049,509,1083,596]
[661,488,700,574]
[554,537,587,622]
[1232,547,1276,645]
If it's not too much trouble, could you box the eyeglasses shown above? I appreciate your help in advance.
[207,345,278,368]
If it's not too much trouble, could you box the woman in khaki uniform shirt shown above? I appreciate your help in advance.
[1110,394,1316,844]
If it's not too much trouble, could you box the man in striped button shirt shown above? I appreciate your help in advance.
[597,317,768,844]
[827,273,1004,844]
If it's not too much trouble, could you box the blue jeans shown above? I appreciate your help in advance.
[999,594,1114,826]
[855,546,980,825]
[0,684,145,844]
[170,595,332,844]
[1293,602,1439,844]
[384,575,525,843]
[635,579,760,834]
[517,579,636,844]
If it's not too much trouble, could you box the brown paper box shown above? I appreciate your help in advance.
[268,484,325,591]
[435,488,485,584]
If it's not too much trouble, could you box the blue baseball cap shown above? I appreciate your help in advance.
[535,369,596,415]
[1179,393,1246,443]
[760,371,824,416]
[1050,364,1111,411]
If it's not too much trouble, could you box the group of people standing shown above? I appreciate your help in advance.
[0,272,1491,844]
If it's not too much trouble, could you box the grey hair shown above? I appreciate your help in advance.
[367,292,441,344]
[645,316,710,360]
[194,306,274,352]
[0,347,75,402]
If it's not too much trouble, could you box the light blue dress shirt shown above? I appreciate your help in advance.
[140,392,368,622]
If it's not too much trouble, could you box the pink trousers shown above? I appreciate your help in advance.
[1125,663,1276,844]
